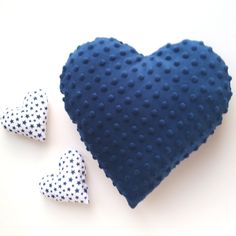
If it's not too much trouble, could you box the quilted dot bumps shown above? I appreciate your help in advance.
[1,89,48,141]
[60,38,232,208]
[39,149,89,203]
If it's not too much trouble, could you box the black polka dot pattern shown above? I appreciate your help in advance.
[1,89,48,142]
[39,149,89,204]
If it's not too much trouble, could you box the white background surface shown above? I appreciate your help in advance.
[0,0,236,235]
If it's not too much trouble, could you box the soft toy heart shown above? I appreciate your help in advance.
[60,38,232,208]
[39,149,89,203]
[1,89,48,142]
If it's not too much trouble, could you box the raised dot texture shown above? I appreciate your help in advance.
[60,37,232,209]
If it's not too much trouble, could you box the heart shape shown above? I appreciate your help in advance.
[60,38,232,208]
[1,89,48,142]
[39,149,89,203]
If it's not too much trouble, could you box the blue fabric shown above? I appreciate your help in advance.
[60,38,232,208]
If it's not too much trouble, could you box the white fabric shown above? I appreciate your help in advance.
[39,149,89,204]
[1,89,48,142]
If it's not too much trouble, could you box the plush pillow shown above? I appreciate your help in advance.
[60,38,232,208]
[39,149,89,203]
[1,89,48,142]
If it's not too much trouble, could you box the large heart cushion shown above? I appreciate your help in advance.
[60,38,232,208]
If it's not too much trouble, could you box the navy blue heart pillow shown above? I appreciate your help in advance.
[60,38,232,208]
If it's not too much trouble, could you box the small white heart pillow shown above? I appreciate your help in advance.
[39,149,89,204]
[1,89,48,141]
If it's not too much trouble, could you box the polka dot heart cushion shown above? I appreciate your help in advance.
[39,149,89,203]
[1,89,48,142]
[60,38,232,208]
